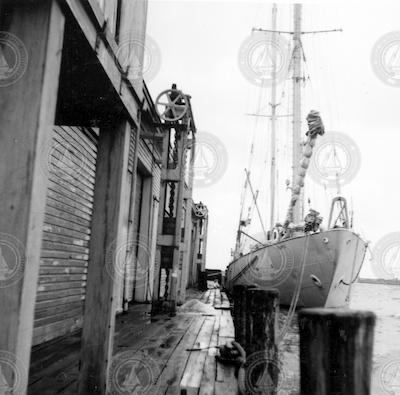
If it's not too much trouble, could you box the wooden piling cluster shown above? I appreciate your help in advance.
[232,285,376,394]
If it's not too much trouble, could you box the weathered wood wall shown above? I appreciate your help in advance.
[33,126,98,346]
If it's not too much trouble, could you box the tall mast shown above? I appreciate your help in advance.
[292,3,303,224]
[269,4,278,230]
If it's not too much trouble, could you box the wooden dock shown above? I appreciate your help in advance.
[28,288,237,394]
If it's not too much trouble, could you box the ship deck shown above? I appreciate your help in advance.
[28,288,238,395]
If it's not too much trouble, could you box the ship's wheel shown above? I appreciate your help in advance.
[155,89,188,122]
[194,203,207,218]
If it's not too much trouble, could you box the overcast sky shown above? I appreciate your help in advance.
[146,1,400,278]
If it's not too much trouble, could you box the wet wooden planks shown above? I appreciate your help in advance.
[159,316,207,394]
[180,316,216,394]
[28,289,237,395]
[110,288,237,394]
[178,288,236,395]
[28,304,151,395]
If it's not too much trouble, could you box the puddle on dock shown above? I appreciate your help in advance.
[275,282,400,394]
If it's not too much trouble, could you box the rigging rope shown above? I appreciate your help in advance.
[245,169,268,239]
[237,75,268,234]
[278,233,310,342]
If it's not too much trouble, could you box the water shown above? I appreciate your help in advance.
[352,283,400,395]
[277,282,400,394]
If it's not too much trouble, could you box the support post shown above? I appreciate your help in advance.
[123,107,143,311]
[244,288,279,394]
[191,221,201,285]
[199,216,208,272]
[177,135,195,305]
[78,120,131,394]
[168,129,188,314]
[152,128,171,308]
[233,285,247,348]
[0,1,65,393]
[298,308,376,395]
[177,199,193,305]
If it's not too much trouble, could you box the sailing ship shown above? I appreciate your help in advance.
[225,4,367,308]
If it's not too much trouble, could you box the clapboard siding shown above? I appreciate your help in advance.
[41,231,90,247]
[48,173,94,203]
[33,317,83,346]
[46,183,94,210]
[138,139,154,173]
[43,215,91,237]
[35,288,86,302]
[33,126,98,346]
[46,193,93,216]
[39,266,87,275]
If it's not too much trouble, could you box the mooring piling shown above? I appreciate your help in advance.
[245,288,279,358]
[298,308,376,395]
[232,284,248,348]
[233,287,280,394]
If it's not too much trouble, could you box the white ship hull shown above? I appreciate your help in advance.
[226,228,367,308]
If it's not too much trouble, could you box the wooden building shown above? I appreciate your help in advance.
[0,0,208,393]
